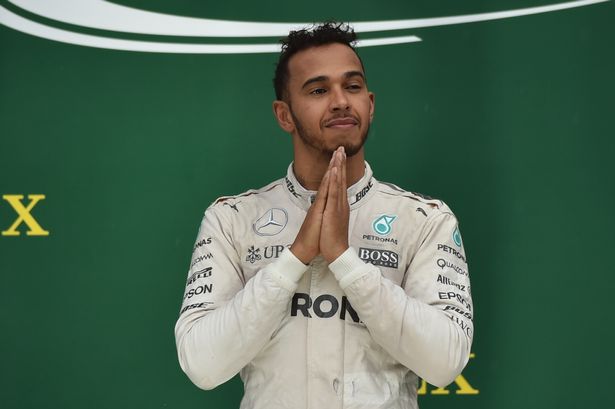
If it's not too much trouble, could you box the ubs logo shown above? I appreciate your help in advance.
[2,194,49,237]
[245,244,288,264]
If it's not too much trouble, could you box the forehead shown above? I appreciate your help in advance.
[287,43,364,85]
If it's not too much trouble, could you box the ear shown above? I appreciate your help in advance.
[272,100,295,133]
[368,92,375,123]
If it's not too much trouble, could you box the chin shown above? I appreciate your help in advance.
[344,144,363,157]
[329,131,367,157]
[323,141,362,157]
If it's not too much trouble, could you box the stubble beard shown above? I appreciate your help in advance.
[290,108,369,158]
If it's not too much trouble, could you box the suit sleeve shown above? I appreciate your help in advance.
[329,211,473,387]
[174,205,308,390]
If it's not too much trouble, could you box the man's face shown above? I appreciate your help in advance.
[284,43,374,157]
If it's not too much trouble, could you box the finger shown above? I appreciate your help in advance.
[340,148,347,209]
[312,170,330,212]
[334,148,342,176]
[326,167,338,212]
[330,148,343,209]
[328,150,336,170]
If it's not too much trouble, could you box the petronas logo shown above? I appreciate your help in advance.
[373,215,396,236]
[453,227,463,247]
[0,0,609,54]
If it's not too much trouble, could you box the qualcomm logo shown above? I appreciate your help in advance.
[0,1,609,54]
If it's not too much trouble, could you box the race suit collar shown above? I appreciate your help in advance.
[284,161,377,211]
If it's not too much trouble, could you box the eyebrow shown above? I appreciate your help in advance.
[301,71,365,89]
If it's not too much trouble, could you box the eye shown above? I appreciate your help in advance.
[310,88,327,95]
[346,84,362,91]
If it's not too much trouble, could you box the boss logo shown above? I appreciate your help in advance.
[358,247,399,268]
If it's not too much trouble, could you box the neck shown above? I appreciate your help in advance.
[292,144,366,191]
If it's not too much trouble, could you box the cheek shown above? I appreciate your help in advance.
[299,105,325,128]
[358,100,373,123]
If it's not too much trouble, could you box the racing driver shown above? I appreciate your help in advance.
[175,22,474,409]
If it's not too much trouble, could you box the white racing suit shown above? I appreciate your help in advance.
[175,162,473,409]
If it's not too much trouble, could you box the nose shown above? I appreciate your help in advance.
[329,86,350,112]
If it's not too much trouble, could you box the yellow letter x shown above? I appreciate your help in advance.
[2,194,49,236]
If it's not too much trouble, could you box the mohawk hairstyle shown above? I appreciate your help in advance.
[273,21,363,101]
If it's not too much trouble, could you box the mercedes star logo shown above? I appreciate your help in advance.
[253,208,288,236]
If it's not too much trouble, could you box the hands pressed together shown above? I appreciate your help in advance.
[290,146,350,265]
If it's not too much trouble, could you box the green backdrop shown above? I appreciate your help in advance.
[1,1,614,408]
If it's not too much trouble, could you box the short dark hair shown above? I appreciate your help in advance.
[273,21,363,101]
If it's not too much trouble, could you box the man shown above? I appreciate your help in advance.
[175,22,473,409]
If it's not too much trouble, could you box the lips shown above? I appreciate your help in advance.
[325,117,359,128]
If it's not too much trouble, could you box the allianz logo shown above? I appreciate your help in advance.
[0,1,607,53]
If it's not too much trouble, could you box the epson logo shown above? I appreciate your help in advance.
[439,291,472,312]
[358,247,399,268]
[183,283,213,300]
[291,293,361,323]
